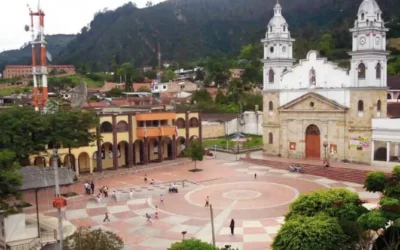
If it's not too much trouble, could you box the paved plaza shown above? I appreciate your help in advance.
[23,157,380,250]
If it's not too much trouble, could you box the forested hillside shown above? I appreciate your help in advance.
[0,34,75,71]
[1,0,400,72]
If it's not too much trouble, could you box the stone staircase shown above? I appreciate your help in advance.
[242,158,375,184]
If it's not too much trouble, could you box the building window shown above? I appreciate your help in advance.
[283,25,286,32]
[116,121,129,132]
[377,100,381,117]
[270,47,274,53]
[100,122,113,133]
[387,93,392,100]
[377,13,380,20]
[176,118,186,128]
[268,101,273,112]
[189,117,200,128]
[361,13,365,21]
[270,26,273,32]
[163,85,167,90]
[358,63,366,79]
[269,133,273,144]
[358,100,364,117]
[309,68,316,85]
[376,63,381,79]
[269,69,275,84]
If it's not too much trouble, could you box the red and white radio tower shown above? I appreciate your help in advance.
[27,1,48,112]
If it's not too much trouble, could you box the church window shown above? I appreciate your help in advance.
[367,19,369,26]
[269,133,273,144]
[270,26,273,32]
[357,100,364,118]
[283,25,286,32]
[376,63,381,79]
[309,68,316,85]
[270,47,274,53]
[358,63,366,79]
[268,101,273,111]
[377,13,380,20]
[282,46,286,52]
[361,13,365,21]
[310,102,315,108]
[269,69,275,84]
[377,100,381,112]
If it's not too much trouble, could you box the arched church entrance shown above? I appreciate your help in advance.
[305,125,321,159]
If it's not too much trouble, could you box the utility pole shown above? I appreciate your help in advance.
[52,149,64,250]
[210,204,216,247]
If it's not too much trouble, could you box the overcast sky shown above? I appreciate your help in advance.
[0,0,165,51]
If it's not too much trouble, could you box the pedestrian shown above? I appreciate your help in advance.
[103,212,110,222]
[145,213,152,223]
[160,194,164,203]
[84,182,89,194]
[182,180,185,188]
[254,173,257,180]
[103,186,109,197]
[144,174,148,182]
[230,219,235,235]
[129,190,133,200]
[155,206,159,219]
[205,196,209,207]
[150,179,154,185]
[90,181,95,194]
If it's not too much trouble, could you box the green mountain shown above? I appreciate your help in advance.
[1,0,400,72]
[0,34,75,72]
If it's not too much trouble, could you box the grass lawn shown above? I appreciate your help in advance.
[0,86,31,96]
[203,134,263,149]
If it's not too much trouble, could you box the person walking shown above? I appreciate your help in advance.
[230,219,235,235]
[90,181,95,194]
[145,213,152,223]
[254,173,257,180]
[154,206,159,219]
[129,190,133,200]
[103,212,110,222]
[144,174,148,183]
[205,196,209,207]
[160,194,164,203]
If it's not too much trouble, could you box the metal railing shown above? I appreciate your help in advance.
[7,229,57,250]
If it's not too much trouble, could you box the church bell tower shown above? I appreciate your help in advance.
[261,1,295,91]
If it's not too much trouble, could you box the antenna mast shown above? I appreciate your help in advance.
[28,0,48,112]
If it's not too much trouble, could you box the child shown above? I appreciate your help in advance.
[154,206,159,219]
[103,212,110,222]
[145,213,152,223]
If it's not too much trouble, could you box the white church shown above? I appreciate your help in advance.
[262,0,400,166]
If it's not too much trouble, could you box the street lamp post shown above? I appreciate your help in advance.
[210,204,216,247]
[52,149,64,250]
[323,142,328,160]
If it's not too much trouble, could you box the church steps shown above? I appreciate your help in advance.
[242,158,371,184]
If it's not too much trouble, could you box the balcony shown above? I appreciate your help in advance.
[136,112,176,121]
[136,126,176,138]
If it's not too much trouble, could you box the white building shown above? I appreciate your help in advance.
[262,0,394,164]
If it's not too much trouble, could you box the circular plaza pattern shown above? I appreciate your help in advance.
[185,181,299,210]
[223,190,262,200]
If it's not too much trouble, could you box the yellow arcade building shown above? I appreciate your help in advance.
[30,112,202,175]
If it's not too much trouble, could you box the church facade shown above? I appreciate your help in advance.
[262,0,389,164]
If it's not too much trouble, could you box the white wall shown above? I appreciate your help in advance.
[225,111,263,136]
[372,118,400,143]
[282,51,350,90]
[3,214,38,243]
[279,88,351,107]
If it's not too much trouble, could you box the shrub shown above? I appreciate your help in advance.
[364,171,386,193]
[168,238,219,250]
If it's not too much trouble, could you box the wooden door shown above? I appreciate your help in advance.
[306,134,320,158]
[305,125,321,158]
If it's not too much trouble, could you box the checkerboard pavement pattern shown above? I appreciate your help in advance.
[35,161,381,250]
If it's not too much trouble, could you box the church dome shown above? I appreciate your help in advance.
[268,1,288,29]
[358,0,381,15]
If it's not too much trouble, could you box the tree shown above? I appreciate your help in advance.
[63,227,123,250]
[273,215,348,250]
[0,150,22,213]
[187,141,204,170]
[46,110,99,169]
[191,89,212,104]
[227,79,245,112]
[106,87,123,97]
[195,69,205,81]
[145,1,153,7]
[168,238,218,250]
[0,107,49,164]
[318,34,334,58]
[161,69,176,82]
[358,166,400,249]
[274,188,368,250]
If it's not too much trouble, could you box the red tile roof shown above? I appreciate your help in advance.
[83,101,110,108]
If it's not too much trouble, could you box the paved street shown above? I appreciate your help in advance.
[23,157,380,250]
